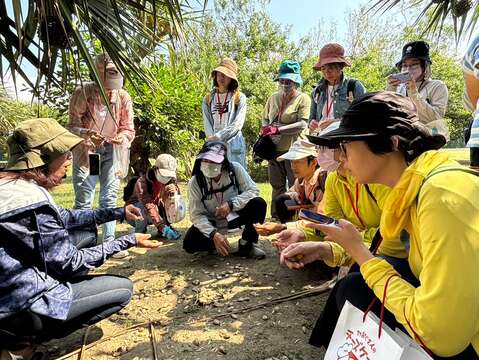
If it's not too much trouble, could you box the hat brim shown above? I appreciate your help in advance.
[274,73,303,85]
[306,128,379,148]
[395,55,432,68]
[313,57,351,70]
[212,67,238,82]
[158,168,176,178]
[277,151,314,161]
[197,152,224,164]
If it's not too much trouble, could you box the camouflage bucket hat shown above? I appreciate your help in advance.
[5,118,83,171]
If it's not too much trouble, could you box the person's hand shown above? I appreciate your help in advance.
[215,202,231,218]
[135,233,163,248]
[261,125,280,137]
[387,75,401,90]
[165,184,177,196]
[318,119,336,131]
[89,132,105,148]
[213,232,230,256]
[254,222,286,236]
[272,228,306,251]
[207,135,220,141]
[405,78,418,95]
[125,204,144,222]
[280,241,331,269]
[305,219,373,265]
[309,119,319,131]
[109,134,124,145]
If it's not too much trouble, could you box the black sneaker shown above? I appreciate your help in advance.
[234,241,266,260]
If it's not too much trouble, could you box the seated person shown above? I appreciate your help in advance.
[0,118,160,357]
[183,141,267,259]
[274,139,326,223]
[280,92,479,359]
[125,154,183,240]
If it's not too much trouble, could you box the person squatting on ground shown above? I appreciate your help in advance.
[68,53,135,258]
[0,118,160,359]
[202,58,248,169]
[261,60,311,219]
[309,43,366,134]
[254,139,326,235]
[183,141,267,259]
[387,40,449,141]
[282,92,479,359]
[124,154,184,241]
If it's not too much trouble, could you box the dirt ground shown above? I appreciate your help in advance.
[46,225,331,360]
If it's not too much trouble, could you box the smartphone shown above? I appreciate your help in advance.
[89,153,100,176]
[298,209,339,225]
[391,72,411,83]
[284,199,298,208]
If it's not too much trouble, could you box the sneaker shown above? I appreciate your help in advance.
[234,242,266,260]
[111,250,129,259]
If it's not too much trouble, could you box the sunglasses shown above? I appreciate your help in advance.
[339,141,351,157]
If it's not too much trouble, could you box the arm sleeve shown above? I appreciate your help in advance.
[68,87,89,136]
[361,186,479,357]
[410,81,448,123]
[278,120,307,135]
[57,207,125,230]
[262,96,272,127]
[38,209,136,276]
[229,163,260,211]
[216,94,247,142]
[188,177,215,237]
[309,88,318,121]
[117,91,135,145]
[202,96,215,137]
[354,80,367,97]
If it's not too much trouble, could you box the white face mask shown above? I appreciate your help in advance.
[316,148,340,172]
[99,68,124,89]
[155,169,171,184]
[200,162,222,178]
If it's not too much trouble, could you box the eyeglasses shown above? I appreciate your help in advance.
[400,64,421,72]
[278,79,294,85]
[64,151,73,160]
[320,63,342,71]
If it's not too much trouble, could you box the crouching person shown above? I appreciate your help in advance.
[184,141,267,259]
[125,154,184,240]
[0,118,160,357]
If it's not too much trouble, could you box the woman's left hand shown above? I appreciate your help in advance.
[406,78,418,95]
[305,219,374,265]
[125,204,144,222]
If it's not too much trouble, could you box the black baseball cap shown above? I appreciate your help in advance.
[307,91,446,149]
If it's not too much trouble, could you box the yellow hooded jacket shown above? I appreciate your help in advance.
[361,151,479,357]
[302,171,407,266]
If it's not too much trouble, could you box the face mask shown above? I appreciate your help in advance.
[200,162,222,178]
[98,68,124,89]
[408,66,423,82]
[155,170,172,184]
[279,83,294,94]
[316,148,340,172]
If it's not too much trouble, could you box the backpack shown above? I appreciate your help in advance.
[200,168,242,205]
[346,79,357,103]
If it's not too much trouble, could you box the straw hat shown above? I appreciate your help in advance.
[212,57,238,81]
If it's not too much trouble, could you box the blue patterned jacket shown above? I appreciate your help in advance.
[0,178,136,320]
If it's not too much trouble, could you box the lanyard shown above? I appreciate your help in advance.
[215,91,230,123]
[211,179,224,205]
[325,86,335,118]
[344,183,366,228]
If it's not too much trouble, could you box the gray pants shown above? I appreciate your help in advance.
[268,157,295,218]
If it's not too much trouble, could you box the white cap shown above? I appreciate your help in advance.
[277,139,317,161]
[155,154,177,177]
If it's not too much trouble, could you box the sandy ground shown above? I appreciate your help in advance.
[45,225,332,360]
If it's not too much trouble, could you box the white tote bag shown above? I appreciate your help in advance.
[164,193,186,224]
[325,300,406,360]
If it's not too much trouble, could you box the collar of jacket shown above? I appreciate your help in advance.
[312,73,348,98]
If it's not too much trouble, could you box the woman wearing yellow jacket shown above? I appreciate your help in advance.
[283,92,479,359]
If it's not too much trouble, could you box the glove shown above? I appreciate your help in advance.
[162,225,181,240]
[261,125,280,137]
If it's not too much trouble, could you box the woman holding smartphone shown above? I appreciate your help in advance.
[283,92,479,359]
[387,41,449,141]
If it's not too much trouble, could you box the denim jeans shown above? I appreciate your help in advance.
[72,143,120,242]
[127,201,150,233]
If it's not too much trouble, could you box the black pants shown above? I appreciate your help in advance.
[274,193,296,223]
[471,148,479,167]
[183,197,267,253]
[309,257,478,359]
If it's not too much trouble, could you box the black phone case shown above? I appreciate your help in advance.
[89,153,100,176]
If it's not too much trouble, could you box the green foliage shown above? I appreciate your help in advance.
[127,62,207,179]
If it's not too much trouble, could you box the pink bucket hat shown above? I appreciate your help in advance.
[313,43,352,70]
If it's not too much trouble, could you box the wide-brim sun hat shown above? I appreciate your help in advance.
[6,118,83,171]
[313,43,352,70]
[307,91,446,149]
[212,57,238,82]
[274,59,303,86]
[277,139,317,161]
